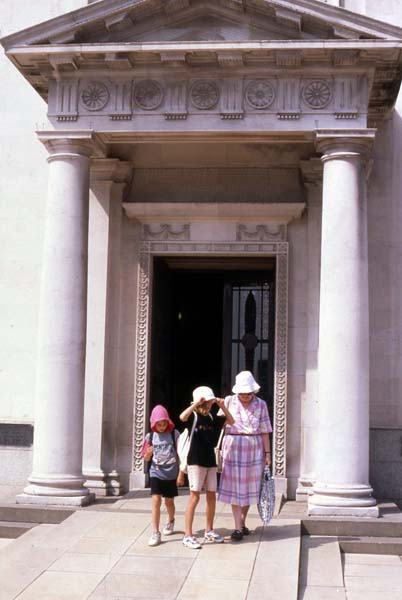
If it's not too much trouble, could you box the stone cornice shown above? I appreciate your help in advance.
[2,0,402,51]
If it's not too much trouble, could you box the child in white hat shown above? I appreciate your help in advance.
[178,386,234,549]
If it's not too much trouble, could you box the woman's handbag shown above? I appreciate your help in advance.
[214,426,224,473]
[258,465,275,525]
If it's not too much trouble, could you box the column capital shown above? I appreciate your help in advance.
[37,130,107,159]
[315,129,376,160]
[90,158,133,184]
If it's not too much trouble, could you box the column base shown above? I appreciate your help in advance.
[16,492,95,507]
[84,470,126,497]
[308,482,379,517]
[307,503,379,517]
[18,474,95,506]
[296,475,315,501]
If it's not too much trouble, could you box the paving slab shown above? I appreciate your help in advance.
[299,536,344,588]
[177,576,249,600]
[343,552,402,565]
[298,586,346,599]
[346,592,402,600]
[344,575,402,592]
[15,571,105,600]
[90,571,185,600]
[248,520,301,600]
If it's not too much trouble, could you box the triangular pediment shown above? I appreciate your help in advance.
[2,0,402,49]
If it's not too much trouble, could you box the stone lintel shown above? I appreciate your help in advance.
[123,202,306,223]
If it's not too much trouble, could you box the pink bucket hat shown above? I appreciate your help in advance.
[150,405,175,432]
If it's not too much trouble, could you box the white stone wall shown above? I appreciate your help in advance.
[0,0,87,478]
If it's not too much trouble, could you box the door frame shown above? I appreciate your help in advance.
[133,239,289,496]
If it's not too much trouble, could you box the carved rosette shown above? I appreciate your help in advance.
[81,81,110,111]
[133,249,151,471]
[302,79,332,109]
[245,79,276,109]
[190,80,219,110]
[134,80,164,110]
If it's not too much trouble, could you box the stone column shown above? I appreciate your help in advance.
[296,159,322,501]
[83,159,132,496]
[17,133,103,506]
[308,130,378,517]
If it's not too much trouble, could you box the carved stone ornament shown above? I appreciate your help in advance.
[134,80,164,110]
[245,80,276,109]
[190,80,219,110]
[236,224,286,241]
[142,224,190,241]
[81,81,110,111]
[302,80,332,109]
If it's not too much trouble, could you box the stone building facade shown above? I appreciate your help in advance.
[1,0,402,515]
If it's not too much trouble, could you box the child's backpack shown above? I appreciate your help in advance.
[177,412,198,473]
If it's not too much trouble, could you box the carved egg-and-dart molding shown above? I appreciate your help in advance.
[245,79,276,109]
[134,80,164,110]
[81,81,110,111]
[302,79,332,109]
[190,80,220,110]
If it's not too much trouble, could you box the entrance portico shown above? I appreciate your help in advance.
[2,0,402,515]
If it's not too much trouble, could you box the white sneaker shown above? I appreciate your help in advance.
[148,531,161,547]
[182,535,201,549]
[204,529,224,543]
[163,519,175,535]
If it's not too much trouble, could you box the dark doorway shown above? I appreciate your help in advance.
[150,257,275,428]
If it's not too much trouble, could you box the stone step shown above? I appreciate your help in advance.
[0,504,74,524]
[301,517,402,538]
[338,536,402,555]
[0,520,36,538]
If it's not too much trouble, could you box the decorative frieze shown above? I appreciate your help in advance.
[51,74,367,123]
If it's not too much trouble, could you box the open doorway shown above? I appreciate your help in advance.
[149,257,276,428]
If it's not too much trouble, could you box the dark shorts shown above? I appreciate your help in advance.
[150,477,178,498]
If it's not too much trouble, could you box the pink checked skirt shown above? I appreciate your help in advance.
[217,434,265,507]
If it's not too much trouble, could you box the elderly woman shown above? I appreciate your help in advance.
[217,370,272,540]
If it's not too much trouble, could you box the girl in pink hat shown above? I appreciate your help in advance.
[141,405,181,547]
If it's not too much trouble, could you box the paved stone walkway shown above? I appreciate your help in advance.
[1,487,402,599]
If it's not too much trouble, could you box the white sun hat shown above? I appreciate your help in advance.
[192,386,216,403]
[232,371,260,394]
